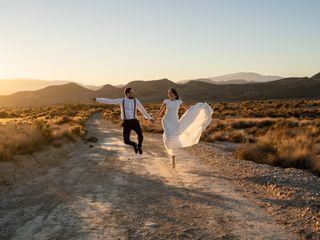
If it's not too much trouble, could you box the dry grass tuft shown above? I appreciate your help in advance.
[0,123,49,161]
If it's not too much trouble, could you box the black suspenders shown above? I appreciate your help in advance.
[134,99,136,118]
[122,98,126,120]
[122,98,136,120]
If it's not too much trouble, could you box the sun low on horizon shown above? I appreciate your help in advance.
[0,0,319,86]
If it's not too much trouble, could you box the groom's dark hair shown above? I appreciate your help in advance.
[124,87,132,95]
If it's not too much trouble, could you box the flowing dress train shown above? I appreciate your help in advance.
[162,99,213,155]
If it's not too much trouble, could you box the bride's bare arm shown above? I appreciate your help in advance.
[154,103,166,120]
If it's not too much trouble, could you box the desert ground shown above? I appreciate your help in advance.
[1,113,319,240]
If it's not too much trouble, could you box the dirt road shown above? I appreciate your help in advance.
[0,114,298,239]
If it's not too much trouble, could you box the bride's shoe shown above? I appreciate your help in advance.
[171,156,176,169]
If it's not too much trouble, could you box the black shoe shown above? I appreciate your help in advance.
[138,146,143,155]
[133,144,138,154]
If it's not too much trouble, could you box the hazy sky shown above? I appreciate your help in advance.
[0,0,319,85]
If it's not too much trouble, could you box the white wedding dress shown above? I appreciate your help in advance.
[162,99,213,156]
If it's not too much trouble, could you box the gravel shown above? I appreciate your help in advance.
[186,141,320,240]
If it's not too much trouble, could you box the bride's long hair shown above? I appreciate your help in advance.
[169,88,180,100]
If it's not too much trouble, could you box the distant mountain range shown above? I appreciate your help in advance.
[0,78,103,95]
[0,73,319,107]
[0,72,282,95]
[179,72,283,84]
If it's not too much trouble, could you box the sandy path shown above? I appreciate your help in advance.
[0,114,298,240]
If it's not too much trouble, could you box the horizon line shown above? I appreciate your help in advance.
[0,71,316,86]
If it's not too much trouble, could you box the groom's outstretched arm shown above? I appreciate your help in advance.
[94,98,123,104]
[136,99,153,120]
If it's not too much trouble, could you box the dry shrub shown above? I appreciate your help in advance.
[235,137,278,165]
[229,130,250,143]
[54,115,72,125]
[34,120,54,143]
[230,118,275,130]
[207,121,225,132]
[70,126,83,136]
[235,128,320,175]
[141,123,163,133]
[52,124,84,142]
[73,108,101,124]
[0,123,49,161]
[102,109,121,124]
[232,121,257,129]
[0,111,10,118]
[203,131,227,142]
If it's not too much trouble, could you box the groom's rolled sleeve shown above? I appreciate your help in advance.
[96,98,122,104]
[137,99,152,120]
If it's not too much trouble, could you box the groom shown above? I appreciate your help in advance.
[93,88,153,154]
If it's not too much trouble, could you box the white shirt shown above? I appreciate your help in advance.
[96,97,152,120]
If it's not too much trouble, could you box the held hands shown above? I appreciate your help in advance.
[92,97,96,101]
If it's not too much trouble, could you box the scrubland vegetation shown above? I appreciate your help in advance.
[0,104,109,161]
[212,100,320,175]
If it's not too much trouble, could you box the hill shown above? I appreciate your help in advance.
[0,83,94,106]
[0,78,102,95]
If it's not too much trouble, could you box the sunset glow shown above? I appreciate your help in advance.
[0,0,319,85]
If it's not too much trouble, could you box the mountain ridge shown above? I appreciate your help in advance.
[179,72,284,84]
[0,74,319,107]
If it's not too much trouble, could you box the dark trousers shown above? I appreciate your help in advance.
[122,119,143,148]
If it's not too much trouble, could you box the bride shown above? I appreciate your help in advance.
[154,88,213,168]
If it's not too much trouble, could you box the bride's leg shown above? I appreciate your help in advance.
[171,155,176,169]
